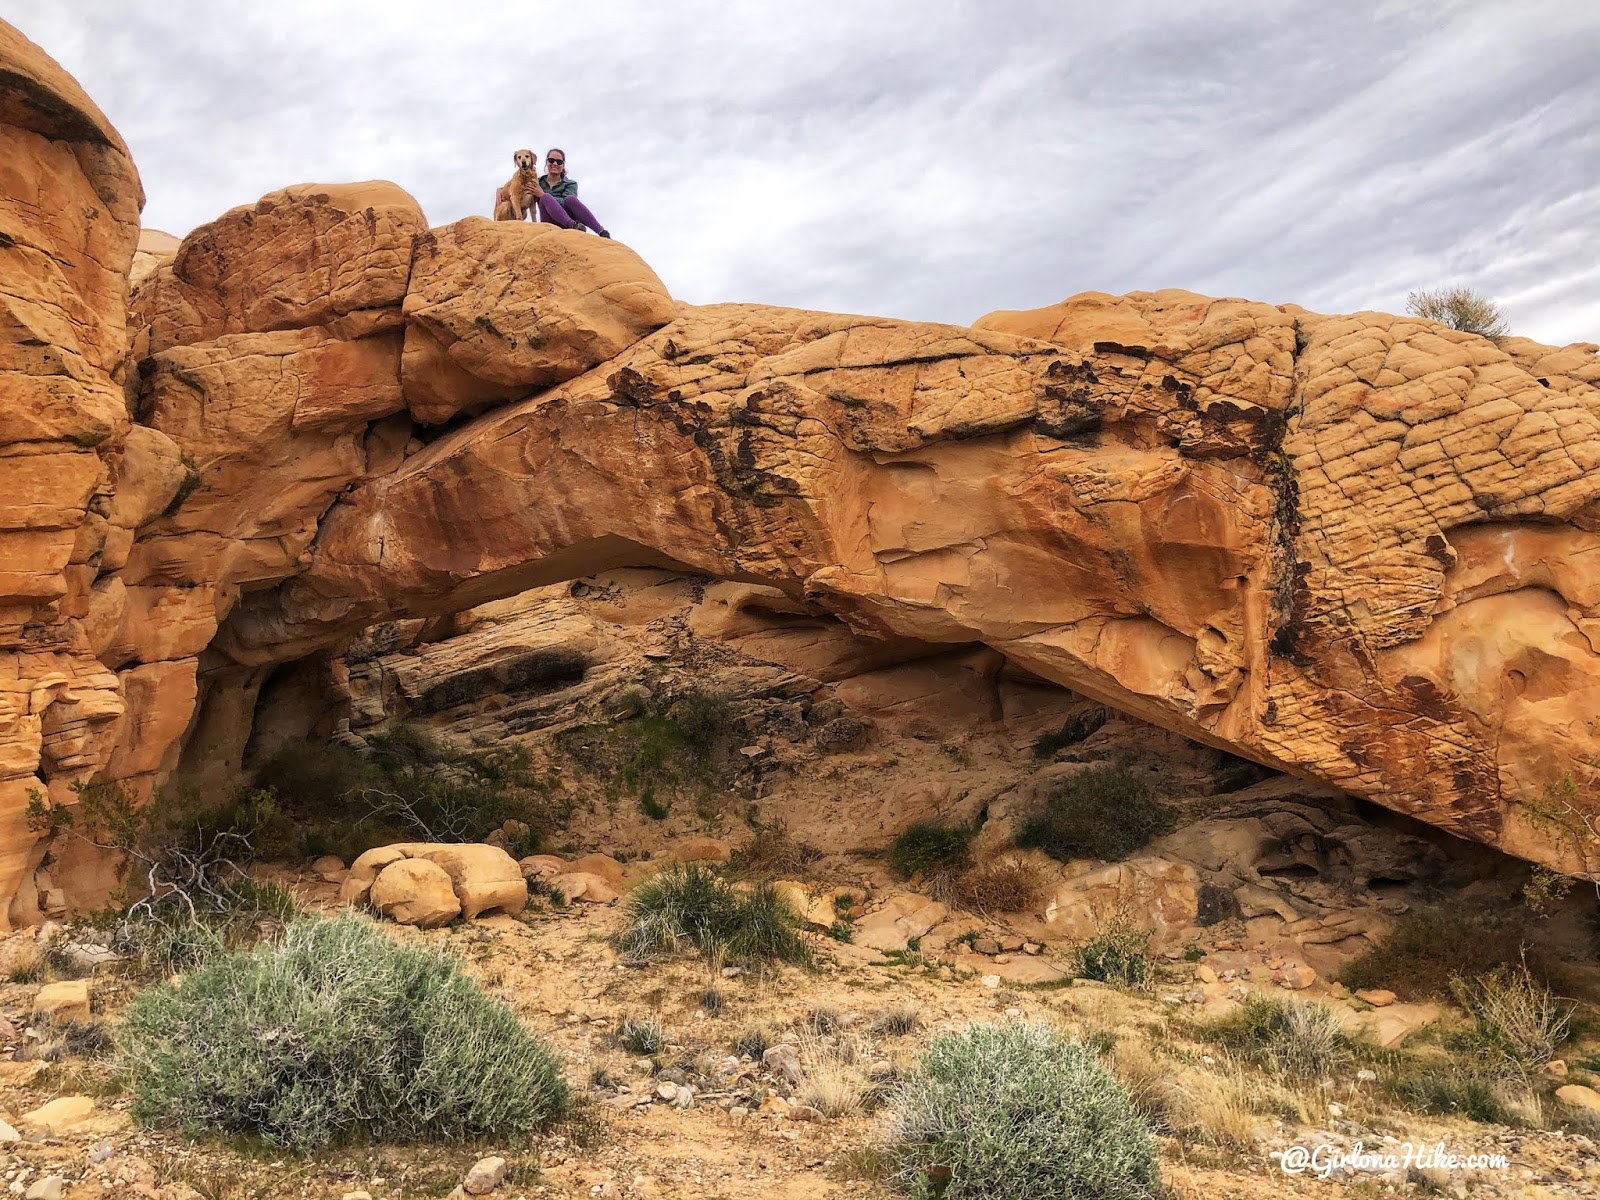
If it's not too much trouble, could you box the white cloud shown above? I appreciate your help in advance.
[9,0,1599,344]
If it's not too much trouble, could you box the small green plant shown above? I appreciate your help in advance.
[1072,920,1151,989]
[117,913,570,1149]
[615,863,812,968]
[1017,765,1172,862]
[617,1017,666,1056]
[826,920,854,943]
[887,822,973,882]
[556,687,730,813]
[883,1021,1160,1199]
[639,793,671,821]
[1198,995,1362,1080]
[1405,286,1508,340]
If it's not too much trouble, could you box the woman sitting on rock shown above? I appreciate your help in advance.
[536,148,611,237]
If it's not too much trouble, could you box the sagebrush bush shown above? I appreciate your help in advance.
[1198,995,1362,1080]
[117,913,569,1149]
[887,822,973,882]
[1017,765,1172,862]
[1405,286,1508,339]
[615,863,812,968]
[884,1021,1160,1200]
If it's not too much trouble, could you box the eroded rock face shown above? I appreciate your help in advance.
[0,21,144,925]
[3,14,1600,922]
[223,295,1600,875]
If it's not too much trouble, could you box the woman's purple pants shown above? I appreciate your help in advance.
[537,192,606,234]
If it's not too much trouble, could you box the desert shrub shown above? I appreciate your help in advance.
[615,863,812,968]
[110,877,303,976]
[555,687,730,815]
[1072,920,1151,989]
[1383,1057,1518,1124]
[253,723,557,862]
[1338,907,1545,1001]
[1405,286,1508,339]
[1198,995,1362,1080]
[1450,964,1572,1068]
[617,1017,666,1056]
[727,821,821,878]
[1031,708,1108,758]
[1017,765,1172,862]
[117,913,569,1150]
[887,822,973,882]
[949,859,1048,915]
[884,1021,1160,1200]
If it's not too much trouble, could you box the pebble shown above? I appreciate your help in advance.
[463,1155,507,1196]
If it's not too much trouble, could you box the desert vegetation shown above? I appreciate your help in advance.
[1405,285,1509,339]
[1017,764,1174,862]
[615,861,813,968]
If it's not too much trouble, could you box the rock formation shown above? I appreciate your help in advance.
[2,19,1599,924]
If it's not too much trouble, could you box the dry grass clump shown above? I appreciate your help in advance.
[872,1003,923,1038]
[1339,906,1547,1002]
[615,862,812,968]
[1017,765,1173,863]
[947,858,1049,915]
[796,1028,878,1118]
[1197,995,1363,1080]
[727,821,821,878]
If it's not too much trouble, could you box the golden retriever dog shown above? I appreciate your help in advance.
[493,149,542,221]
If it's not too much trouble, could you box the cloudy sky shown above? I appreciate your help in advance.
[12,0,1600,344]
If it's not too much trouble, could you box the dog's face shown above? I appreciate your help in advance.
[513,149,535,173]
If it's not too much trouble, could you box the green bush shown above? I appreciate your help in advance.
[253,723,558,862]
[1073,923,1151,989]
[1382,1058,1517,1125]
[883,1021,1160,1200]
[615,862,811,968]
[1017,765,1172,863]
[1450,964,1572,1068]
[555,687,730,814]
[1338,908,1546,1002]
[887,822,973,881]
[117,913,569,1150]
[1198,995,1362,1080]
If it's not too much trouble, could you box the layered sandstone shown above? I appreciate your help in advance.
[2,16,1599,925]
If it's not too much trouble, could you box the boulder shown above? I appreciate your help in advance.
[463,1155,507,1195]
[571,853,626,886]
[853,894,947,953]
[1044,857,1199,948]
[519,854,568,880]
[409,843,527,918]
[369,858,460,928]
[400,217,675,424]
[670,836,732,864]
[1555,1084,1600,1113]
[32,979,90,1025]
[547,871,619,904]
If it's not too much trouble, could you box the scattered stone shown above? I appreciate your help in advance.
[815,716,869,753]
[311,854,346,880]
[1022,942,1042,956]
[547,871,619,904]
[973,938,1001,956]
[86,1139,115,1164]
[32,979,91,1025]
[762,1043,802,1083]
[786,1104,825,1122]
[1546,1059,1568,1078]
[1195,964,1218,984]
[656,1081,679,1102]
[343,1193,374,1200]
[519,854,568,880]
[463,1154,508,1195]
[1356,1069,1378,1083]
[1273,961,1316,990]
[572,854,625,886]
[981,975,1001,989]
[0,1119,16,1143]
[993,954,1011,965]
[1354,988,1396,1007]
[671,836,732,864]
[24,1178,65,1200]
[998,935,1024,953]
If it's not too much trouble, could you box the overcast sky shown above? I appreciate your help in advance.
[12,0,1600,345]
